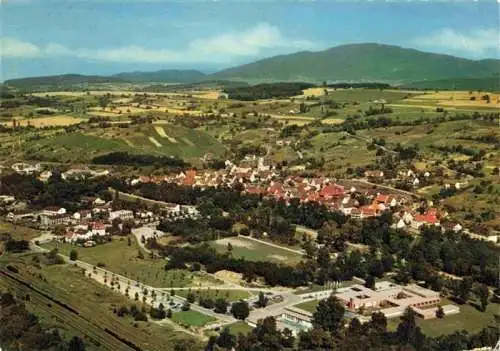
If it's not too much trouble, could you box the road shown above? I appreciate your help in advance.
[30,233,318,334]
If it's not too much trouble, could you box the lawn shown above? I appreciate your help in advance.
[175,288,251,302]
[227,321,253,335]
[0,254,200,350]
[209,236,304,265]
[42,238,205,288]
[416,298,499,337]
[294,299,320,313]
[171,310,216,327]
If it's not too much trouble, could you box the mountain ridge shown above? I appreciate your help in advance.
[3,44,499,90]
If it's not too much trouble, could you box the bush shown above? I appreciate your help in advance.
[69,249,78,261]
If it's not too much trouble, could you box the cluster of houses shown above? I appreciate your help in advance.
[131,167,458,230]
[10,162,110,181]
[5,195,198,247]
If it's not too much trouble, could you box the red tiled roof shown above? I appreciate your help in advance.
[183,170,196,186]
[319,184,345,198]
[361,207,377,217]
[415,213,439,224]
[375,194,389,203]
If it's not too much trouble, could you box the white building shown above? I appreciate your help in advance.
[109,210,134,221]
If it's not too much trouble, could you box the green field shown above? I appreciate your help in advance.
[24,132,131,163]
[171,310,216,327]
[43,238,214,288]
[175,288,252,302]
[227,321,253,335]
[209,236,304,265]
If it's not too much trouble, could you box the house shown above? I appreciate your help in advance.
[93,198,106,206]
[42,207,67,216]
[39,171,53,182]
[360,206,378,218]
[182,170,196,186]
[12,163,42,175]
[0,195,15,204]
[109,210,134,221]
[40,213,71,227]
[319,184,345,199]
[412,209,440,229]
[374,194,398,207]
[7,210,36,222]
[365,170,384,178]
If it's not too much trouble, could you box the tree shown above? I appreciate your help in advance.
[312,295,345,334]
[69,249,78,261]
[181,301,191,311]
[186,292,196,303]
[255,291,268,308]
[476,284,490,312]
[214,298,229,314]
[396,307,424,347]
[365,275,376,289]
[436,306,445,319]
[231,301,250,320]
[68,336,86,351]
[216,327,236,350]
[454,276,474,303]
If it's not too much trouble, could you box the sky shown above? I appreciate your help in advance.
[1,0,499,80]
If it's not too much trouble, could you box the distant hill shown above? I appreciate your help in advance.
[4,74,126,91]
[211,43,500,84]
[112,69,207,83]
[403,76,500,92]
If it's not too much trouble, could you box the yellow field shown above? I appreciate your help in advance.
[191,90,223,100]
[154,126,178,143]
[270,114,315,126]
[405,91,500,108]
[321,118,344,125]
[301,87,333,97]
[3,115,83,128]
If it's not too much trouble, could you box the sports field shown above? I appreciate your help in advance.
[209,236,304,265]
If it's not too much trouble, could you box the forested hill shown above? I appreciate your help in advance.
[112,69,207,83]
[211,43,500,83]
[3,74,126,91]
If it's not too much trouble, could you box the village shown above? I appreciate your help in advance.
[3,157,495,251]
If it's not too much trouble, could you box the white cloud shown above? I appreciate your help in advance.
[0,23,319,64]
[1,37,40,57]
[413,28,499,57]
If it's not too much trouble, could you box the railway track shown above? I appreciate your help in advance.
[0,268,140,351]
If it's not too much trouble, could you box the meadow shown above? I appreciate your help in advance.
[43,238,218,288]
[175,288,251,302]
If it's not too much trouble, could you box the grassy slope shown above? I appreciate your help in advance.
[24,124,226,163]
[0,254,200,350]
[43,239,198,288]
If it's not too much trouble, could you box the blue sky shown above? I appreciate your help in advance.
[1,0,499,80]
